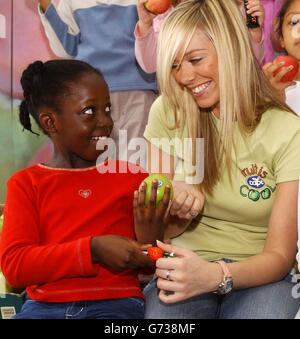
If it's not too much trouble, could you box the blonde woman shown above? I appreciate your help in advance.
[143,0,300,319]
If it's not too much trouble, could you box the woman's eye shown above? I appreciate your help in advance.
[190,58,202,64]
[171,64,180,71]
[83,108,94,115]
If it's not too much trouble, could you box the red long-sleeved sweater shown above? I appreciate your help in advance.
[0,161,147,302]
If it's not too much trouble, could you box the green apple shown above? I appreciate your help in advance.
[143,174,173,206]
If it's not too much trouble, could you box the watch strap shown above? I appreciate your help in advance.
[215,260,232,278]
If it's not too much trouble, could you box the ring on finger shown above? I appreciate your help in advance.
[166,270,172,281]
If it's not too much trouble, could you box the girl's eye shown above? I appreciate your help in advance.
[289,16,300,26]
[105,105,111,113]
[289,19,299,26]
[83,108,94,115]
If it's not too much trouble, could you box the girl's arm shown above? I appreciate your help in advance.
[246,0,265,44]
[39,0,51,13]
[145,142,205,241]
[263,61,296,99]
[0,176,153,288]
[38,0,80,58]
[135,0,158,73]
[0,177,97,288]
[135,25,159,73]
[155,181,298,303]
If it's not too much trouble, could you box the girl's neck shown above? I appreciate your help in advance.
[46,149,96,169]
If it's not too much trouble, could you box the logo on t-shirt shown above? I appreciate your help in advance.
[78,189,92,199]
[240,164,276,202]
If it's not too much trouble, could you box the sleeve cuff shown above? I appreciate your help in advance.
[276,172,300,184]
[134,23,154,40]
[77,236,98,276]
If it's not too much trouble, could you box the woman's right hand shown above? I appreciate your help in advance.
[91,235,153,271]
[263,61,296,100]
[169,181,205,220]
[136,0,156,36]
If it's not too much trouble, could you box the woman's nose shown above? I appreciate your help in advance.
[175,62,196,86]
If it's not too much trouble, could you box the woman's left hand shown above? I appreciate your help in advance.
[154,241,222,303]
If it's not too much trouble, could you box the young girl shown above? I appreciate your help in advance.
[38,0,157,163]
[135,0,265,73]
[0,59,170,319]
[263,0,300,115]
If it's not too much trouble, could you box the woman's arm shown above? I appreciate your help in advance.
[154,181,298,303]
[229,180,298,288]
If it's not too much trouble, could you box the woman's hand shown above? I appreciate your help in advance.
[169,181,205,220]
[91,235,153,271]
[154,241,222,303]
[263,61,296,100]
[136,0,156,36]
[134,180,171,245]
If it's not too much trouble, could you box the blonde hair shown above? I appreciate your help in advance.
[157,0,292,195]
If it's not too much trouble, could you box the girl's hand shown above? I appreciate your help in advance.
[134,180,171,245]
[136,0,156,36]
[245,0,265,43]
[245,0,265,28]
[169,181,204,220]
[155,241,222,303]
[263,61,296,99]
[39,0,51,13]
[91,235,153,271]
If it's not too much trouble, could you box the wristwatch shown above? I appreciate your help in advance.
[215,260,233,295]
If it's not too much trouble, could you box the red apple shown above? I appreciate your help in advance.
[144,0,172,15]
[273,55,299,83]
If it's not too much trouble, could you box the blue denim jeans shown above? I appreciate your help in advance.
[144,274,300,319]
[13,297,145,319]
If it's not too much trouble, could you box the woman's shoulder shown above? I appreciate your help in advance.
[261,107,300,132]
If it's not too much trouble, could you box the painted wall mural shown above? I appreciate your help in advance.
[0,0,59,202]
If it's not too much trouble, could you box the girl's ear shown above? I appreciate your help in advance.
[279,35,285,50]
[39,111,57,134]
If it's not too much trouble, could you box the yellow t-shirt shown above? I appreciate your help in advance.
[144,96,300,261]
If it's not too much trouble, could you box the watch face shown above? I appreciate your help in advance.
[218,277,233,295]
[224,278,233,294]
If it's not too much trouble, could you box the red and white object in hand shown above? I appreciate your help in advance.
[143,0,172,15]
